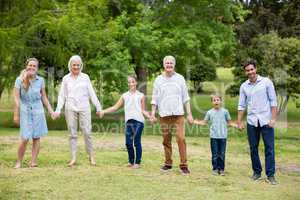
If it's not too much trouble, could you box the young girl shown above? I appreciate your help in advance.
[13,58,54,168]
[101,75,151,169]
[194,94,237,175]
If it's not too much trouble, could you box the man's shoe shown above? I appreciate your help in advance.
[160,165,172,172]
[266,176,278,185]
[212,170,219,176]
[219,170,225,176]
[180,167,190,175]
[251,173,261,181]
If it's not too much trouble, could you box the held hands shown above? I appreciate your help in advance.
[96,111,104,118]
[236,121,245,131]
[187,114,194,125]
[149,114,157,124]
[51,112,61,120]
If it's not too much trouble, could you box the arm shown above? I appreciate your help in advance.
[13,88,20,125]
[150,80,159,122]
[227,120,238,128]
[237,85,246,130]
[102,97,124,114]
[193,119,207,126]
[87,78,102,112]
[55,78,66,114]
[184,101,194,124]
[41,87,54,115]
[141,95,151,120]
[266,79,278,127]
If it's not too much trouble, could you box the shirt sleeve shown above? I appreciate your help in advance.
[55,78,66,113]
[87,76,102,112]
[181,79,190,103]
[238,84,247,111]
[14,78,21,89]
[151,79,159,105]
[225,109,231,121]
[204,111,210,121]
[266,78,277,107]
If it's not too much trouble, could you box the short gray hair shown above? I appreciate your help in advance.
[68,55,83,72]
[163,55,176,66]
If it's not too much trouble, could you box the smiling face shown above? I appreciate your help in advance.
[127,76,137,91]
[163,58,175,74]
[25,60,38,77]
[70,60,81,76]
[244,64,257,81]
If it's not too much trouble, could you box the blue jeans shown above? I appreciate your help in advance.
[125,119,144,165]
[210,138,227,171]
[247,122,275,177]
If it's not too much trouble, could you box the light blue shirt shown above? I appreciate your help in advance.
[204,108,231,139]
[238,75,277,127]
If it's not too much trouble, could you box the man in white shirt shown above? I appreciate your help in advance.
[151,55,193,175]
[53,55,102,166]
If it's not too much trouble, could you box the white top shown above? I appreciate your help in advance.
[55,72,102,113]
[151,72,190,117]
[122,90,145,123]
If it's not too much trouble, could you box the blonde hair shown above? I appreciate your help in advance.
[127,74,137,81]
[20,58,39,90]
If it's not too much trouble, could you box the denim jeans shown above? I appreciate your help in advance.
[247,122,275,177]
[210,138,227,171]
[125,119,144,165]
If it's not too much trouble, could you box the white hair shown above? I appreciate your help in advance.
[68,55,83,72]
[163,55,176,66]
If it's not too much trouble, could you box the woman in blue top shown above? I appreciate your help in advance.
[13,58,54,168]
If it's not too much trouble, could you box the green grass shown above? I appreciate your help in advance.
[0,128,300,200]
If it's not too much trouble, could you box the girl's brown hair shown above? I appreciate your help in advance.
[20,58,39,90]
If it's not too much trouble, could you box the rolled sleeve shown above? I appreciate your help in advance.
[238,85,247,111]
[15,78,21,89]
[266,79,277,107]
[182,81,190,103]
[151,81,159,105]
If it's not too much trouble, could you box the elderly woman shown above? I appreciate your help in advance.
[14,58,54,168]
[53,55,102,166]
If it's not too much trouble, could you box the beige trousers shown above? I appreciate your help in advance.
[65,109,93,160]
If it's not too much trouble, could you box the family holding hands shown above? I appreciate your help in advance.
[13,55,278,185]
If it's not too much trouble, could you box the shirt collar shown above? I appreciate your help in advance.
[246,75,263,85]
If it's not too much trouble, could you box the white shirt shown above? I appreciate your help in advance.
[151,72,190,117]
[122,90,145,123]
[55,73,102,113]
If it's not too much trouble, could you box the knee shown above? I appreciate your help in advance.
[176,136,185,143]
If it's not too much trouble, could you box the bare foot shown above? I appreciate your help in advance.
[14,161,21,169]
[127,163,134,168]
[30,163,38,168]
[67,160,76,167]
[131,164,140,169]
[89,157,96,166]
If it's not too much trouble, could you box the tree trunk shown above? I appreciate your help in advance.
[135,66,148,98]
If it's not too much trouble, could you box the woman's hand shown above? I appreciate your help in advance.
[13,112,20,126]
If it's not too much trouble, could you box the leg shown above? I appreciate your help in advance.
[247,123,262,175]
[160,117,173,167]
[31,138,40,167]
[210,138,218,171]
[175,116,187,168]
[15,138,29,168]
[79,110,95,165]
[133,121,144,165]
[218,138,227,171]
[65,110,78,165]
[261,125,275,177]
[125,120,135,165]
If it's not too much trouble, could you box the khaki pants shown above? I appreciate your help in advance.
[65,110,93,160]
[159,115,187,168]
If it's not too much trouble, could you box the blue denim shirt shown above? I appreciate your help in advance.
[238,75,277,127]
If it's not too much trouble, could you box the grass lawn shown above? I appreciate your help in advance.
[0,128,300,200]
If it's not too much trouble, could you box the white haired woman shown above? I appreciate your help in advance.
[53,55,102,166]
[14,58,54,168]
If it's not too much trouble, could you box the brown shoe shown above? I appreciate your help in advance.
[180,167,190,175]
[160,165,172,172]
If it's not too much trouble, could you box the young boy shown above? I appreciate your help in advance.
[194,94,237,176]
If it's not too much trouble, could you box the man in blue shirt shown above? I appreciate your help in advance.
[237,59,278,185]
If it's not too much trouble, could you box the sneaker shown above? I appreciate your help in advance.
[180,167,190,175]
[251,173,261,181]
[160,165,172,172]
[219,170,225,176]
[212,170,219,176]
[266,176,278,185]
[132,164,140,169]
